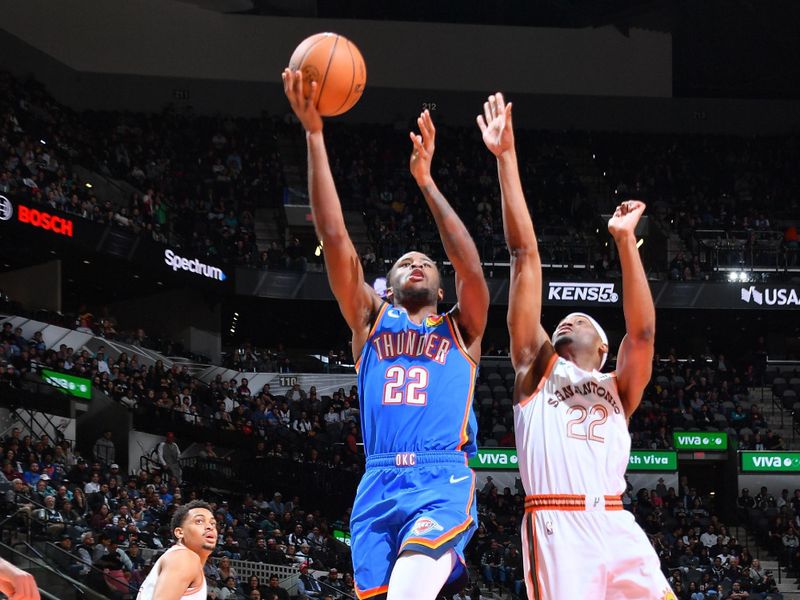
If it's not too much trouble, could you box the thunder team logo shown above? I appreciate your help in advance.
[410,517,444,537]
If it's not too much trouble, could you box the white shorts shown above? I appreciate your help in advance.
[520,495,675,600]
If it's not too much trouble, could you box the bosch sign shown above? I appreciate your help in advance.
[2,198,75,237]
[164,249,227,282]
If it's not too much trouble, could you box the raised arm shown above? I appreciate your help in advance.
[409,110,489,357]
[477,93,551,378]
[608,200,655,417]
[283,69,381,354]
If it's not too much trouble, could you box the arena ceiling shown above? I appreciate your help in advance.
[177,0,676,30]
[173,0,800,100]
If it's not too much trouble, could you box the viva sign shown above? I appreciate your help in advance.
[41,369,91,399]
[628,450,677,471]
[741,452,800,473]
[673,432,728,451]
[469,449,519,470]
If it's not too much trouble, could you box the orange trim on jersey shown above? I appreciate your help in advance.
[443,313,478,451]
[525,512,544,600]
[524,494,623,512]
[400,515,473,551]
[445,313,478,368]
[456,362,477,451]
[518,353,559,408]
[355,583,389,599]
[354,302,391,373]
[465,470,476,513]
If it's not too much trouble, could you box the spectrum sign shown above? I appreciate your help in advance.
[163,249,227,282]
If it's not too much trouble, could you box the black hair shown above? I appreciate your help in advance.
[170,499,213,535]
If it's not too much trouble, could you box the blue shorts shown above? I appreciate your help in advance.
[350,451,477,599]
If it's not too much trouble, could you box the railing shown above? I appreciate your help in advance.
[10,407,70,445]
[0,539,106,600]
[206,557,356,600]
[766,359,800,442]
[41,541,138,595]
[696,229,795,272]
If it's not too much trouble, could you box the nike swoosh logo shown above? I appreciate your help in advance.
[450,475,470,484]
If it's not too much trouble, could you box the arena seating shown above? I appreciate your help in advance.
[4,71,799,280]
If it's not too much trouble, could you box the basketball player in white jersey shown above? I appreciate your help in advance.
[137,500,217,600]
[478,93,675,600]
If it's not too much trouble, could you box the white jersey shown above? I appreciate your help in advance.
[514,354,630,497]
[137,545,206,600]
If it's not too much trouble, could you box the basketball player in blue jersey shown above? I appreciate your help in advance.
[283,69,489,600]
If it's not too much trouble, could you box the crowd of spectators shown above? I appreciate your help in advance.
[3,337,797,600]
[739,487,800,596]
[6,308,783,474]
[0,427,359,600]
[628,353,784,454]
[6,72,799,281]
[1,72,271,269]
[1,318,365,481]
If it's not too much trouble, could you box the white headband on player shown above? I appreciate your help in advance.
[553,312,609,369]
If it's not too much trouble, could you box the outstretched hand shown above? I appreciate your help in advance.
[477,92,514,157]
[409,109,436,186]
[0,558,40,600]
[282,68,323,134]
[608,200,646,241]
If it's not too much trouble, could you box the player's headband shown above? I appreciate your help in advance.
[554,312,609,369]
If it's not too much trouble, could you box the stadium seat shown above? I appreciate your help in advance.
[789,377,800,396]
[772,377,787,397]
[781,389,797,411]
[764,365,779,385]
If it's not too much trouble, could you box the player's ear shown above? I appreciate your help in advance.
[599,342,609,358]
[437,287,444,302]
[385,287,394,303]
[174,527,183,541]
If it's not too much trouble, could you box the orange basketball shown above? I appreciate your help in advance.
[288,32,367,117]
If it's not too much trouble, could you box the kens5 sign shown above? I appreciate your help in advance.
[548,282,619,303]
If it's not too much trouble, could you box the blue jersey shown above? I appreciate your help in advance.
[356,303,478,458]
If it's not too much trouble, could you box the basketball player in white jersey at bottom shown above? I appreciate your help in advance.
[137,500,217,600]
[478,93,675,600]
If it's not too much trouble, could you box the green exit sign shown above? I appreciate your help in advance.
[741,452,800,473]
[673,432,727,451]
[41,369,91,399]
[628,450,677,471]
